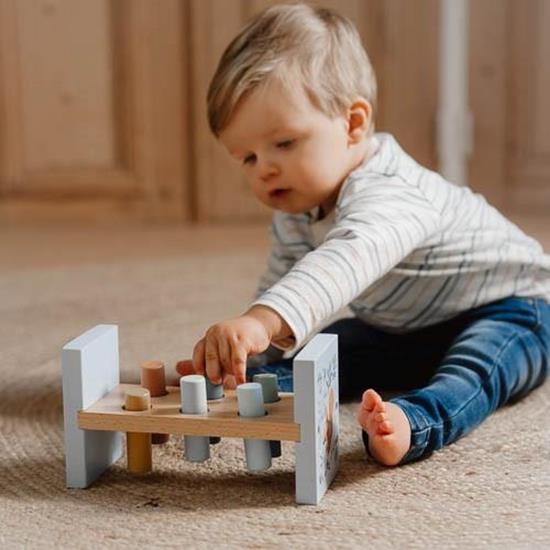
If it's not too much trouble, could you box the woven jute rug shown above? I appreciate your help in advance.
[1,226,549,549]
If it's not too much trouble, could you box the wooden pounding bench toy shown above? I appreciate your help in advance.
[61,325,339,505]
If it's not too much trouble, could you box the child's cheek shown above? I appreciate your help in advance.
[296,148,325,182]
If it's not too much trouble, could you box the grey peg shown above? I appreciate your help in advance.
[252,373,279,403]
[270,440,282,458]
[180,375,210,462]
[206,377,224,400]
[206,377,223,444]
[236,383,272,472]
[253,373,281,458]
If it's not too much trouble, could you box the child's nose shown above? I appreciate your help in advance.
[257,159,279,181]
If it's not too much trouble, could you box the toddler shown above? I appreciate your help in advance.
[177,3,550,466]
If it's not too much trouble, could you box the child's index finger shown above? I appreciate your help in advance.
[231,345,248,385]
[204,337,222,384]
[192,338,207,376]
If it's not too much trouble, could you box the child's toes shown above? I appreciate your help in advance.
[375,411,386,423]
[361,389,382,412]
[379,420,394,435]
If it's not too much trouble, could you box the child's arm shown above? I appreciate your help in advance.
[252,178,441,351]
[192,305,292,385]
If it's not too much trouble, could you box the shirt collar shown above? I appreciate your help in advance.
[306,135,382,224]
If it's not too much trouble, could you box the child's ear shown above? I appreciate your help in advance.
[347,99,373,145]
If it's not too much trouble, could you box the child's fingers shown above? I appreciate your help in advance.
[217,336,232,375]
[192,339,206,376]
[222,373,237,390]
[231,345,247,386]
[204,337,222,384]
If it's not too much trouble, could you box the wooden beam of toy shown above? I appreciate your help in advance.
[78,384,300,441]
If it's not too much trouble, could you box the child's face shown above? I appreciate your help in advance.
[220,80,361,215]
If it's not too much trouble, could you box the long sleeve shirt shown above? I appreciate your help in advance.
[251,133,550,351]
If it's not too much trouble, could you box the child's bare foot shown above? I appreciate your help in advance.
[357,389,411,466]
[175,360,237,389]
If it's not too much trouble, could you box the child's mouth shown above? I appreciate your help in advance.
[269,189,290,199]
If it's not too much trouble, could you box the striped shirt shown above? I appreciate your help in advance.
[251,133,550,351]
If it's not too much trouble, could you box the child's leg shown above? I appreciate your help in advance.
[247,317,454,396]
[359,297,550,466]
[323,318,451,401]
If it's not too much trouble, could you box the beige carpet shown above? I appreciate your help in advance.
[1,221,549,549]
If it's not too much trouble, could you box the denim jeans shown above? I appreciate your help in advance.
[246,297,550,463]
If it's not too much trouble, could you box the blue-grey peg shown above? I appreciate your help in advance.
[180,375,210,462]
[236,383,272,472]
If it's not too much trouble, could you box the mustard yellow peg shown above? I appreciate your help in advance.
[124,387,152,474]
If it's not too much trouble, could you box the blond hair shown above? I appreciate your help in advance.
[207,3,377,136]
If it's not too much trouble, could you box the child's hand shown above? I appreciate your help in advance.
[192,313,272,385]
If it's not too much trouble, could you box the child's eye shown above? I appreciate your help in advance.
[243,153,257,165]
[276,139,294,149]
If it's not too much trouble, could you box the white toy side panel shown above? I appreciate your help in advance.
[294,334,339,505]
[62,324,122,488]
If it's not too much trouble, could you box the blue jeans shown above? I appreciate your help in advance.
[246,297,550,464]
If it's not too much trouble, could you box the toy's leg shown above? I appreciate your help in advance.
[62,325,122,488]
[180,375,210,462]
[294,334,339,505]
[237,383,272,472]
[124,387,152,473]
[252,373,282,458]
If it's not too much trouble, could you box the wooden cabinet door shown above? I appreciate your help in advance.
[507,0,550,212]
[0,0,189,224]
[470,0,550,214]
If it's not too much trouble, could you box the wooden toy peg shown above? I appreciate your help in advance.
[180,375,210,462]
[140,360,168,396]
[206,377,223,444]
[252,373,279,403]
[124,387,152,474]
[206,377,224,400]
[140,360,170,444]
[253,373,282,458]
[237,383,272,472]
